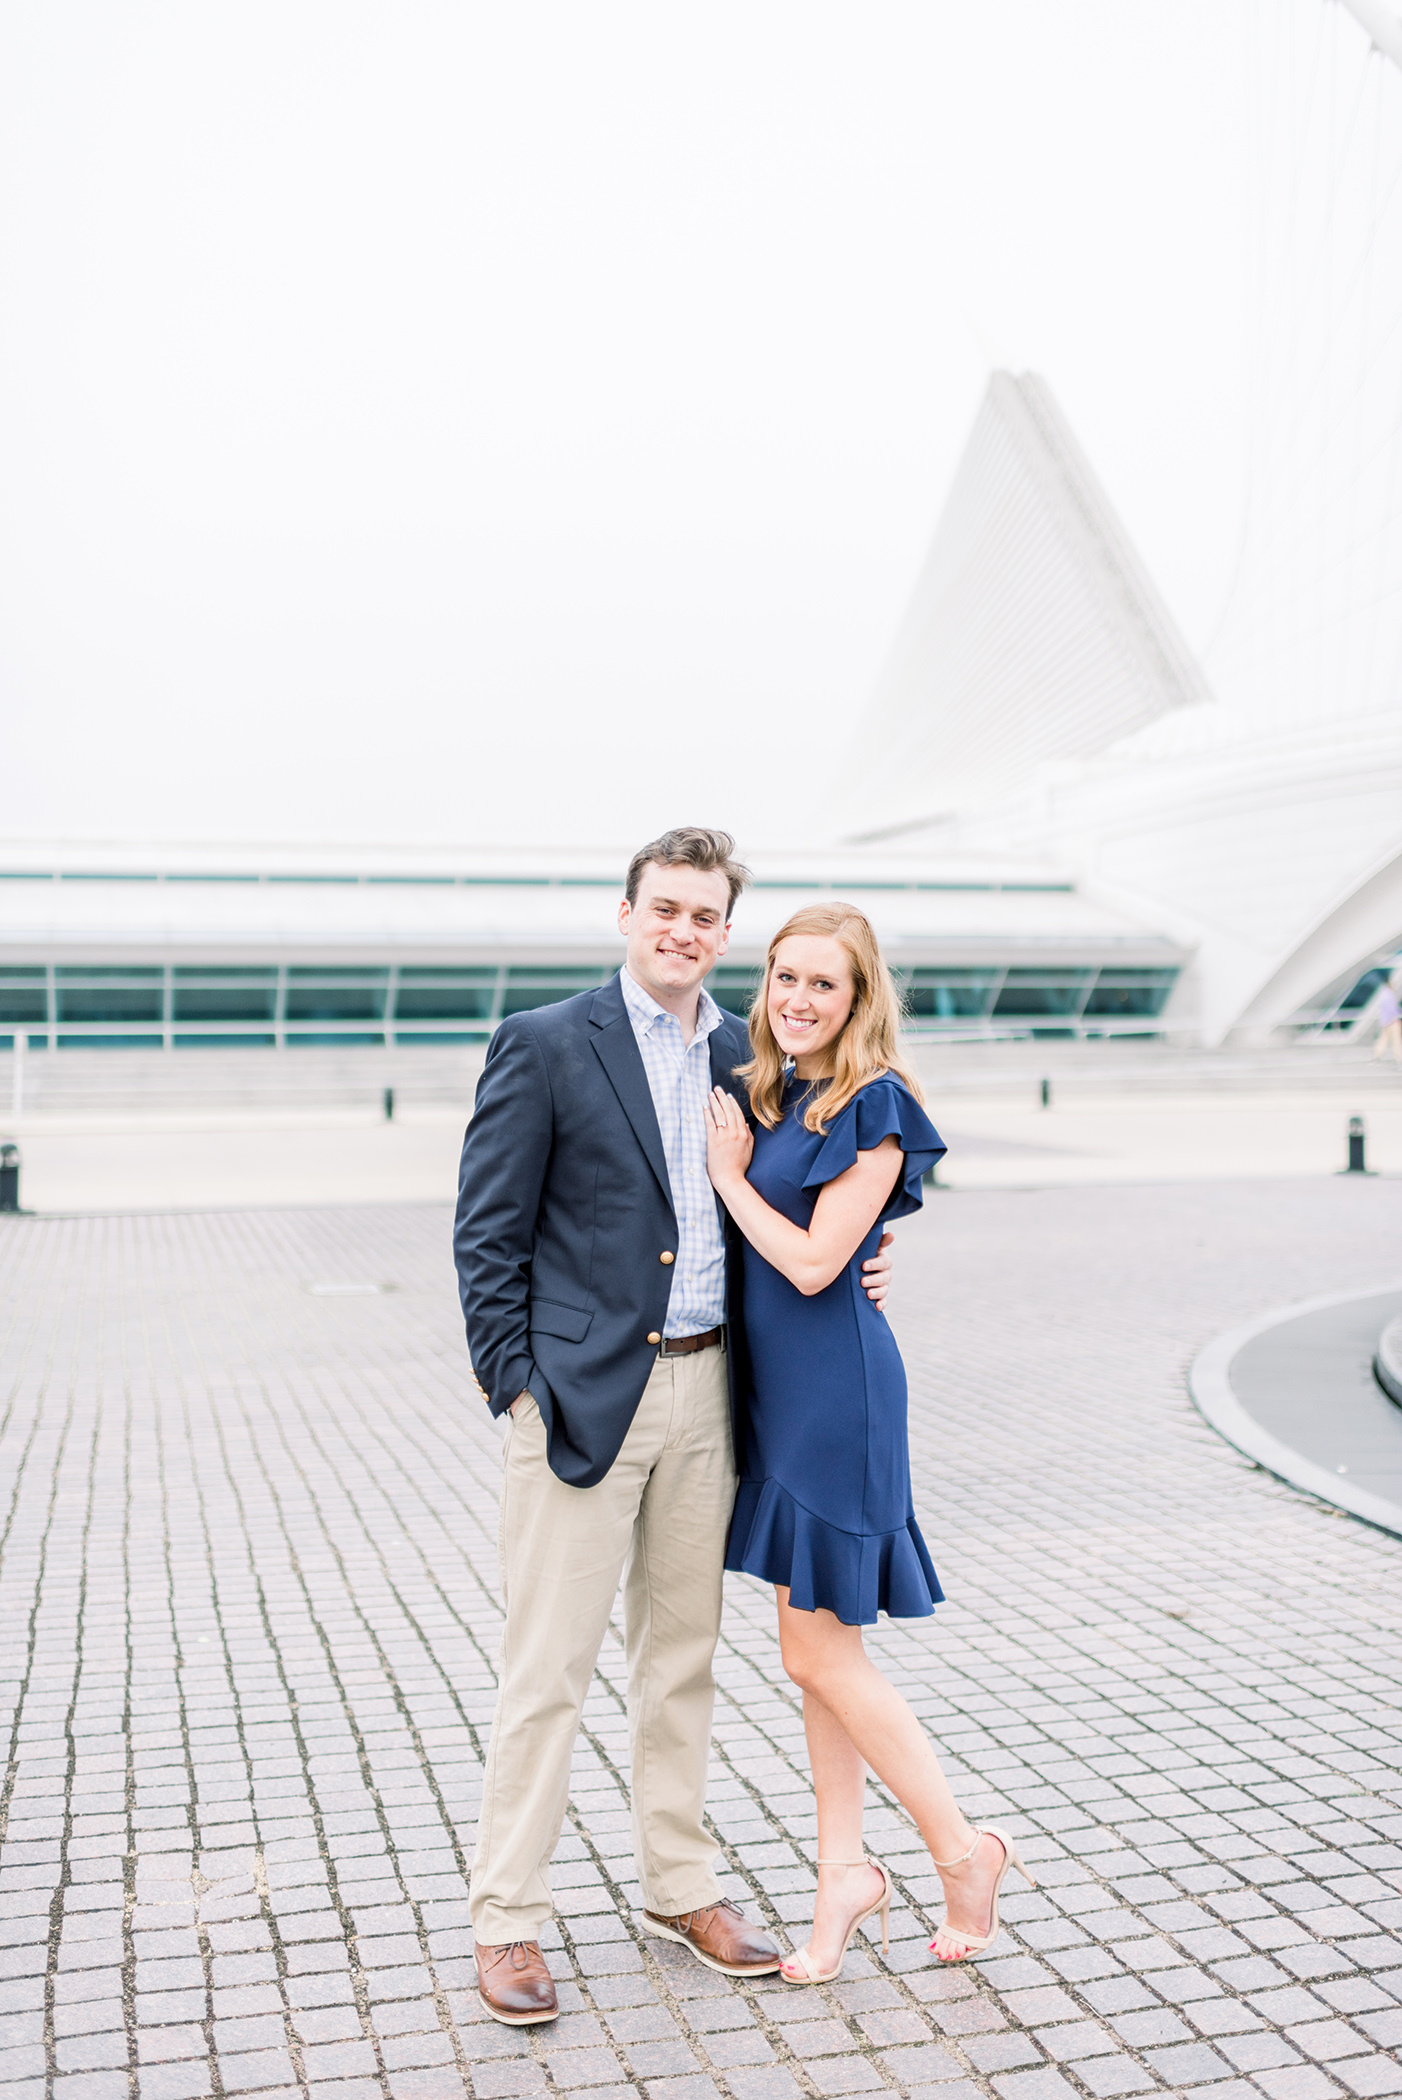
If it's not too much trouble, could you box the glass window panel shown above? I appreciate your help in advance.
[0,993,48,1024]
[706,967,761,1017]
[906,968,1001,981]
[285,1031,385,1046]
[504,967,608,986]
[173,987,278,1022]
[499,988,585,1015]
[394,986,495,1020]
[991,988,1080,1017]
[285,966,389,981]
[906,985,994,1019]
[1000,968,1095,983]
[1339,967,1391,1012]
[283,987,386,1020]
[56,988,164,1022]
[992,970,1093,1018]
[58,1034,164,1048]
[172,967,276,980]
[398,967,499,981]
[1081,985,1168,1018]
[499,967,609,1016]
[904,970,1001,1019]
[0,967,45,979]
[173,1033,276,1047]
[1083,970,1178,1018]
[55,966,163,980]
[393,1030,491,1044]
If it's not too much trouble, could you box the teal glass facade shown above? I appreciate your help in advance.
[0,959,1179,1047]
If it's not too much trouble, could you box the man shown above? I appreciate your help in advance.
[454,827,895,2024]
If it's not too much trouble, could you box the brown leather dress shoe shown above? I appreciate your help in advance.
[642,1898,782,1976]
[475,1940,559,2024]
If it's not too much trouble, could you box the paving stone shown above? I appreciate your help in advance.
[877,2044,964,2082]
[134,2067,215,2100]
[1334,2062,1402,2099]
[1139,2039,1234,2081]
[963,2032,1045,2073]
[987,2073,1079,2100]
[1252,2070,1347,2100]
[801,2062,886,2096]
[721,2074,805,2100]
[1072,2062,1159,2099]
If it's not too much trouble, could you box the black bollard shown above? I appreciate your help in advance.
[383,1086,395,1122]
[1040,1077,1051,1110]
[0,1143,18,1213]
[1345,1115,1369,1174]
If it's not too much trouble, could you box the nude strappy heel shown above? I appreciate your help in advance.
[928,1825,1036,1961]
[781,1857,892,1985]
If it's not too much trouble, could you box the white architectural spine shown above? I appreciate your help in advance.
[1336,0,1402,71]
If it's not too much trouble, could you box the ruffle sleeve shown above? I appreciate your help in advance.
[799,1075,946,1220]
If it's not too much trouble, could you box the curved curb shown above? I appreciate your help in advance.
[1189,1284,1402,1538]
[1377,1316,1402,1408]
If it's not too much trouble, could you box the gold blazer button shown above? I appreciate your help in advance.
[646,1331,662,1346]
[659,1250,674,1264]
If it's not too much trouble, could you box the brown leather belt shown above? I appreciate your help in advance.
[658,1326,723,1356]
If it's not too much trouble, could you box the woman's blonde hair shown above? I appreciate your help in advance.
[737,902,924,1132]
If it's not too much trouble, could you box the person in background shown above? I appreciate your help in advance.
[1372,970,1402,1065]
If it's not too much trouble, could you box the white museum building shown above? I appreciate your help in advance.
[3,373,1399,1055]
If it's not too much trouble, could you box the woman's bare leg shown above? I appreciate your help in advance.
[784,1683,886,1976]
[777,1588,1009,1961]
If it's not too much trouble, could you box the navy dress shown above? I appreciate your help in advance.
[725,1073,948,1626]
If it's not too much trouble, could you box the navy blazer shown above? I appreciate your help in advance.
[453,971,754,1488]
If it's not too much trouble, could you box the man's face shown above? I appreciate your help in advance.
[618,860,732,1002]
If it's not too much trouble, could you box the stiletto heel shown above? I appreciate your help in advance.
[781,1858,892,1984]
[927,1825,1034,1962]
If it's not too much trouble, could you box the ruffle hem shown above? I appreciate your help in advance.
[726,1475,944,1626]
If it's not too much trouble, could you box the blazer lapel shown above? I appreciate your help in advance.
[589,976,674,1210]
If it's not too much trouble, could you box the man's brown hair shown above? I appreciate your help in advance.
[625,827,752,918]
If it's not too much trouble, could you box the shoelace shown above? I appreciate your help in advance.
[678,1898,741,1930]
[486,1940,538,1971]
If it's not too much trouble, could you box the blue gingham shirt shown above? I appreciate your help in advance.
[620,966,728,1336]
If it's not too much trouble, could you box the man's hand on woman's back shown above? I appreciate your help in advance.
[861,1229,895,1313]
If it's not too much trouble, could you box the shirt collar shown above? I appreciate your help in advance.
[620,965,724,1042]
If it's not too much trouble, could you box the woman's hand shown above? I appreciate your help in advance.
[705,1086,754,1192]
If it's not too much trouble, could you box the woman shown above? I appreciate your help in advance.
[705,903,1033,1981]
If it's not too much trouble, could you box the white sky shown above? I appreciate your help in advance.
[0,3,1274,854]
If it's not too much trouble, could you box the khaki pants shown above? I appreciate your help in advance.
[470,1344,735,1944]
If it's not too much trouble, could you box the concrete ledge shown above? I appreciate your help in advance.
[1189,1284,1402,1536]
[1377,1315,1402,1407]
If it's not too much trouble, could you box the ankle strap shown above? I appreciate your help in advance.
[929,1831,982,1868]
[815,1856,868,1866]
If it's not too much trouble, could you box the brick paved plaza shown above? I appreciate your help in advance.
[1,1177,1401,2100]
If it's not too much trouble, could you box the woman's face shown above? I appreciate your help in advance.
[767,934,856,1075]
